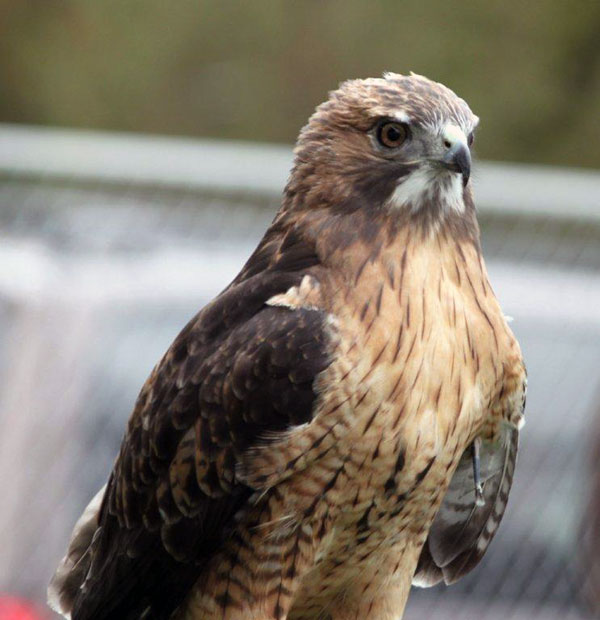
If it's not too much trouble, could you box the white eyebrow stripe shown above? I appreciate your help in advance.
[443,123,468,146]
[393,111,411,123]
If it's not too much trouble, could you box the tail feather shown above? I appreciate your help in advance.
[48,485,106,618]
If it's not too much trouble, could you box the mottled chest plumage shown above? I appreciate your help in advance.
[276,229,525,616]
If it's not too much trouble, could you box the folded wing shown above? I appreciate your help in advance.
[413,426,519,586]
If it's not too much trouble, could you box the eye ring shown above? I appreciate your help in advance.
[376,121,409,148]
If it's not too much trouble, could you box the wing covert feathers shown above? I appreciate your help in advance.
[51,256,333,619]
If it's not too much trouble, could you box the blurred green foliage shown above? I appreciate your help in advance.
[1,0,599,167]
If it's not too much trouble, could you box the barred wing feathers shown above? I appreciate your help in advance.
[414,427,519,586]
[49,232,333,620]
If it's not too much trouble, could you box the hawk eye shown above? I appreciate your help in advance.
[468,132,475,147]
[376,121,408,148]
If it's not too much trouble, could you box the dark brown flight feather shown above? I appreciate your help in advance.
[60,265,334,620]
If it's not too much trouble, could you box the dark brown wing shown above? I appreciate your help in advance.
[53,227,332,620]
[413,427,519,587]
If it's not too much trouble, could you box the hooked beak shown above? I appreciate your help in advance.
[442,142,471,187]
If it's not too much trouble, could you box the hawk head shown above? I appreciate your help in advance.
[287,72,479,222]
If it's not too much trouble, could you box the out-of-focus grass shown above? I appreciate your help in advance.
[0,1,599,168]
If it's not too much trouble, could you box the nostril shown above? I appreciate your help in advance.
[443,139,452,149]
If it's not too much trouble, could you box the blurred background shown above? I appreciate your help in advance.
[1,1,599,619]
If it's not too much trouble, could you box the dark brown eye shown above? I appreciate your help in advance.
[467,132,475,147]
[376,121,408,148]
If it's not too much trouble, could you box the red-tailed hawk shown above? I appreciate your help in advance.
[49,73,526,620]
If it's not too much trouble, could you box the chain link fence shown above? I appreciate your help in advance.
[0,124,599,619]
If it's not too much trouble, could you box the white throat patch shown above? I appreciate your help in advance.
[389,166,465,214]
